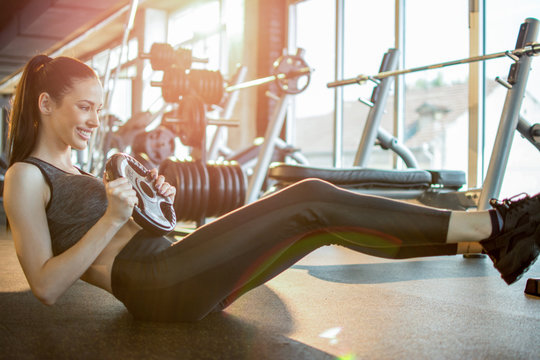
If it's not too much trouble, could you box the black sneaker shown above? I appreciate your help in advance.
[480,193,540,285]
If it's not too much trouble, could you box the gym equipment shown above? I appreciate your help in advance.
[270,18,540,294]
[131,126,176,167]
[140,42,208,71]
[156,68,225,105]
[225,52,311,94]
[272,18,540,210]
[225,48,311,203]
[327,44,540,89]
[162,94,239,148]
[160,158,246,223]
[105,153,176,235]
[151,49,312,105]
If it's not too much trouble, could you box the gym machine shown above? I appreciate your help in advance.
[268,18,540,296]
[270,18,540,210]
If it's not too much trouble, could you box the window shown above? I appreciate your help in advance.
[168,1,222,71]
[291,0,336,166]
[403,0,470,173]
[484,0,540,197]
[342,0,395,168]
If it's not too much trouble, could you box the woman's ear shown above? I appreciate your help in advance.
[38,92,53,115]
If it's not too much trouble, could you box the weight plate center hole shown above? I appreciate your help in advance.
[139,181,155,199]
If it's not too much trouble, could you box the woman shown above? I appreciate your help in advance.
[3,55,539,322]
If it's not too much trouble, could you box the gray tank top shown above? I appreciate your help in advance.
[23,157,108,255]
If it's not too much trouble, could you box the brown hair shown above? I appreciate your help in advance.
[7,55,98,166]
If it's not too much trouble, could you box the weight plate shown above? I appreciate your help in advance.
[209,163,225,217]
[272,54,311,95]
[227,164,240,211]
[196,161,210,220]
[234,164,247,208]
[221,164,234,214]
[189,161,202,221]
[181,161,194,221]
[173,161,185,219]
[159,158,178,207]
[105,153,176,235]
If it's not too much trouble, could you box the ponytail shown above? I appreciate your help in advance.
[7,55,97,166]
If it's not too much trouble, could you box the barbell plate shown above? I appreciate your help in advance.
[217,164,231,216]
[222,164,235,214]
[229,163,240,210]
[175,161,188,221]
[235,164,247,209]
[105,153,176,235]
[174,161,186,219]
[208,163,224,217]
[160,158,183,219]
[189,161,202,221]
[197,161,210,220]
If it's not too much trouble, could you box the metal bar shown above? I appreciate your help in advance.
[327,42,540,88]
[208,65,248,160]
[376,128,419,168]
[245,95,290,203]
[206,119,240,127]
[224,67,310,92]
[393,0,405,170]
[333,0,345,167]
[467,0,484,189]
[354,49,400,167]
[478,18,539,210]
[517,115,540,152]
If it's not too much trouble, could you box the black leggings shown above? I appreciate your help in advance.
[111,179,456,322]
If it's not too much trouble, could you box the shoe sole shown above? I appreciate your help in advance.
[497,225,540,285]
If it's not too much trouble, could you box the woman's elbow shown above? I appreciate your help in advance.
[32,285,59,306]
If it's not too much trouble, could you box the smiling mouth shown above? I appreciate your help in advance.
[76,128,92,140]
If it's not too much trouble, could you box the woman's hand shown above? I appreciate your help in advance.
[103,177,138,225]
[148,168,176,203]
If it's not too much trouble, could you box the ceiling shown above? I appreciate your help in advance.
[0,0,192,94]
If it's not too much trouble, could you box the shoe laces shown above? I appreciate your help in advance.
[489,192,530,215]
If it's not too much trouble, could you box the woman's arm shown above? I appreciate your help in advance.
[4,163,137,305]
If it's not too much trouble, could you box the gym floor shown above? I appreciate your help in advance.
[0,229,539,360]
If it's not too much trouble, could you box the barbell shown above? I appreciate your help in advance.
[151,49,312,105]
[327,42,540,88]
[140,42,209,71]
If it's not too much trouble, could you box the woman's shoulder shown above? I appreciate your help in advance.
[5,161,47,189]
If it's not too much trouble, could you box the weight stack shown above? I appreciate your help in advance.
[160,159,247,222]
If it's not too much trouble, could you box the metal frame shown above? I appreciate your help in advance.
[354,49,402,167]
[245,94,291,203]
[478,17,539,209]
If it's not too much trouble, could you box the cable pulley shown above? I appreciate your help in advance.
[327,42,540,88]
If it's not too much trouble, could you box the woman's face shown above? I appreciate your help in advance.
[46,77,103,151]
